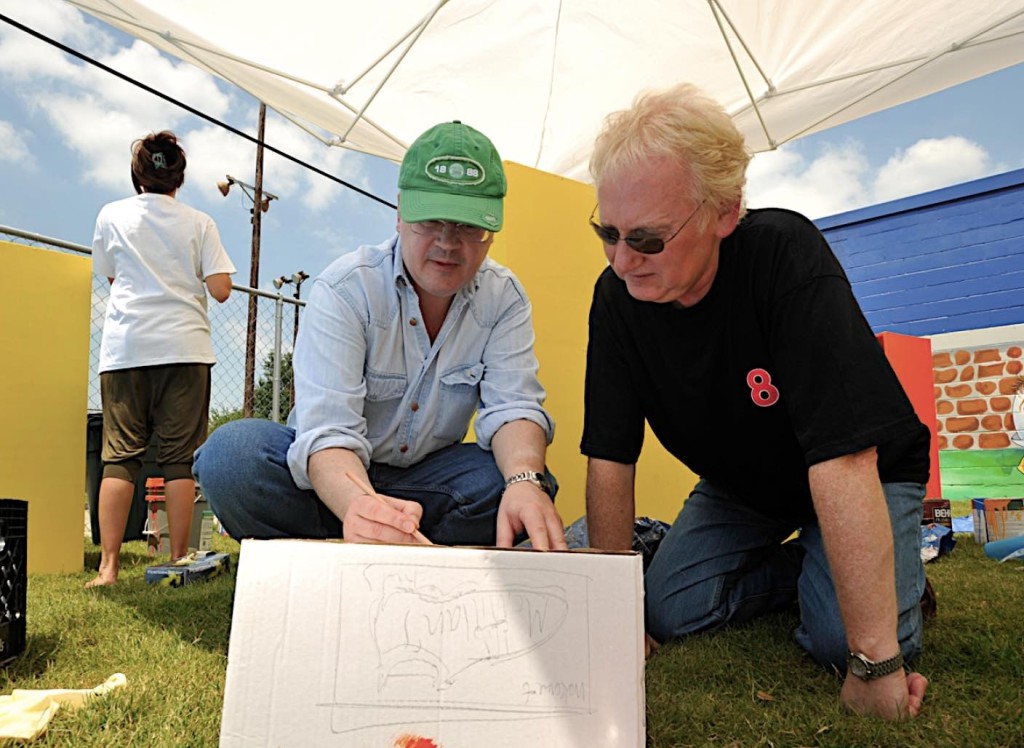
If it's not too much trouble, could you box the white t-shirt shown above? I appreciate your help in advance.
[92,193,237,372]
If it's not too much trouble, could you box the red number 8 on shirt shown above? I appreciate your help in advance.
[746,368,780,407]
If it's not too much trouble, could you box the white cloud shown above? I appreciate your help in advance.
[873,136,993,203]
[747,135,999,220]
[0,0,384,220]
[178,125,258,206]
[262,112,373,212]
[178,114,357,213]
[181,109,382,214]
[0,0,102,80]
[1,1,235,195]
[747,140,870,219]
[298,149,348,212]
[95,41,232,122]
[36,93,163,191]
[47,42,234,161]
[0,120,33,166]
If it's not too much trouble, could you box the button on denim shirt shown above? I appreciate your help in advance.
[286,235,554,489]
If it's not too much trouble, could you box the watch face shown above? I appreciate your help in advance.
[848,651,903,680]
[848,656,868,679]
[504,472,552,496]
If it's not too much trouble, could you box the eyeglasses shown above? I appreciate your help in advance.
[409,220,492,244]
[589,199,706,255]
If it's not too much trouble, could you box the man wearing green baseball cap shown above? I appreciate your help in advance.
[195,121,568,551]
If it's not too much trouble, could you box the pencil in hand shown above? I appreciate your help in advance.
[344,471,433,545]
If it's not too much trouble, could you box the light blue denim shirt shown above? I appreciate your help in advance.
[286,234,554,489]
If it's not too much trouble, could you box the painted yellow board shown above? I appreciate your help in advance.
[0,241,89,573]
[491,162,696,525]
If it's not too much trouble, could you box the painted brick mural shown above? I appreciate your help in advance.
[933,346,1023,451]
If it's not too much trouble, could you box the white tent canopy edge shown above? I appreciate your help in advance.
[66,0,1024,183]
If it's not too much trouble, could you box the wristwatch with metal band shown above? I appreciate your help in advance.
[847,651,905,680]
[503,470,552,496]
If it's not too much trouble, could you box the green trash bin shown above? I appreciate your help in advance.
[86,412,155,545]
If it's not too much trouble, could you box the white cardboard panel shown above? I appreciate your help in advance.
[220,539,645,747]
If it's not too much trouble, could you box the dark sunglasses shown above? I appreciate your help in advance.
[589,199,706,255]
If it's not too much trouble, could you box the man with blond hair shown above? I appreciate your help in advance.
[581,84,930,719]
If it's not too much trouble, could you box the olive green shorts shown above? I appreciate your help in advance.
[100,363,212,483]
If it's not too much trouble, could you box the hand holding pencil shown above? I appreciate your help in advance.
[344,471,432,545]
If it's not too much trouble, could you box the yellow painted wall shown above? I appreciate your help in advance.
[0,241,89,573]
[492,162,696,524]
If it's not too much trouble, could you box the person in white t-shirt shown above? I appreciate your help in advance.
[87,130,236,587]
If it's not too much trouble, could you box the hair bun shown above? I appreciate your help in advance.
[131,130,186,194]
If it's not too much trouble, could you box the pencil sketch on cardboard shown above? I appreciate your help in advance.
[329,561,592,735]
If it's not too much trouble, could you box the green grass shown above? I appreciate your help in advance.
[4,537,239,748]
[646,535,1024,747]
[5,532,1022,747]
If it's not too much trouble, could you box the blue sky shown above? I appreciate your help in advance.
[2,0,1023,291]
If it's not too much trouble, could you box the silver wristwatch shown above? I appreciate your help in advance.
[503,470,552,496]
[847,651,905,680]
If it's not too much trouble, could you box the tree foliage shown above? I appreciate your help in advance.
[208,351,293,433]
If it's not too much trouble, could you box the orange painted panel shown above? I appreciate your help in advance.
[877,332,942,498]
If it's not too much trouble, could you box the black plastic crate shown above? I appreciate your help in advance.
[0,499,27,666]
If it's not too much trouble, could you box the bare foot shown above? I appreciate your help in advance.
[85,571,118,588]
[86,558,119,588]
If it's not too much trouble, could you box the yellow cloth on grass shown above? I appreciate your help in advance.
[0,673,127,740]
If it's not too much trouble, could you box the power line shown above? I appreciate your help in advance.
[0,12,397,209]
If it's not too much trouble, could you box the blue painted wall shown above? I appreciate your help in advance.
[815,168,1024,337]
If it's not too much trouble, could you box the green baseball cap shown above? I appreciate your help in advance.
[398,121,506,231]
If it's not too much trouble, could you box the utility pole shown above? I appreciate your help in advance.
[243,102,267,417]
[273,270,309,409]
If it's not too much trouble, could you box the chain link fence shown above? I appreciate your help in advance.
[1,224,302,426]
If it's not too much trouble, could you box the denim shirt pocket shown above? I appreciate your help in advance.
[363,371,407,439]
[436,362,484,441]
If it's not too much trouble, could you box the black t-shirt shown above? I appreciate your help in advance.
[581,208,930,518]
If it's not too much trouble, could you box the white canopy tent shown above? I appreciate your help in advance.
[67,0,1024,182]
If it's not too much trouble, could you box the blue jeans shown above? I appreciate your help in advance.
[644,478,926,670]
[192,418,557,546]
